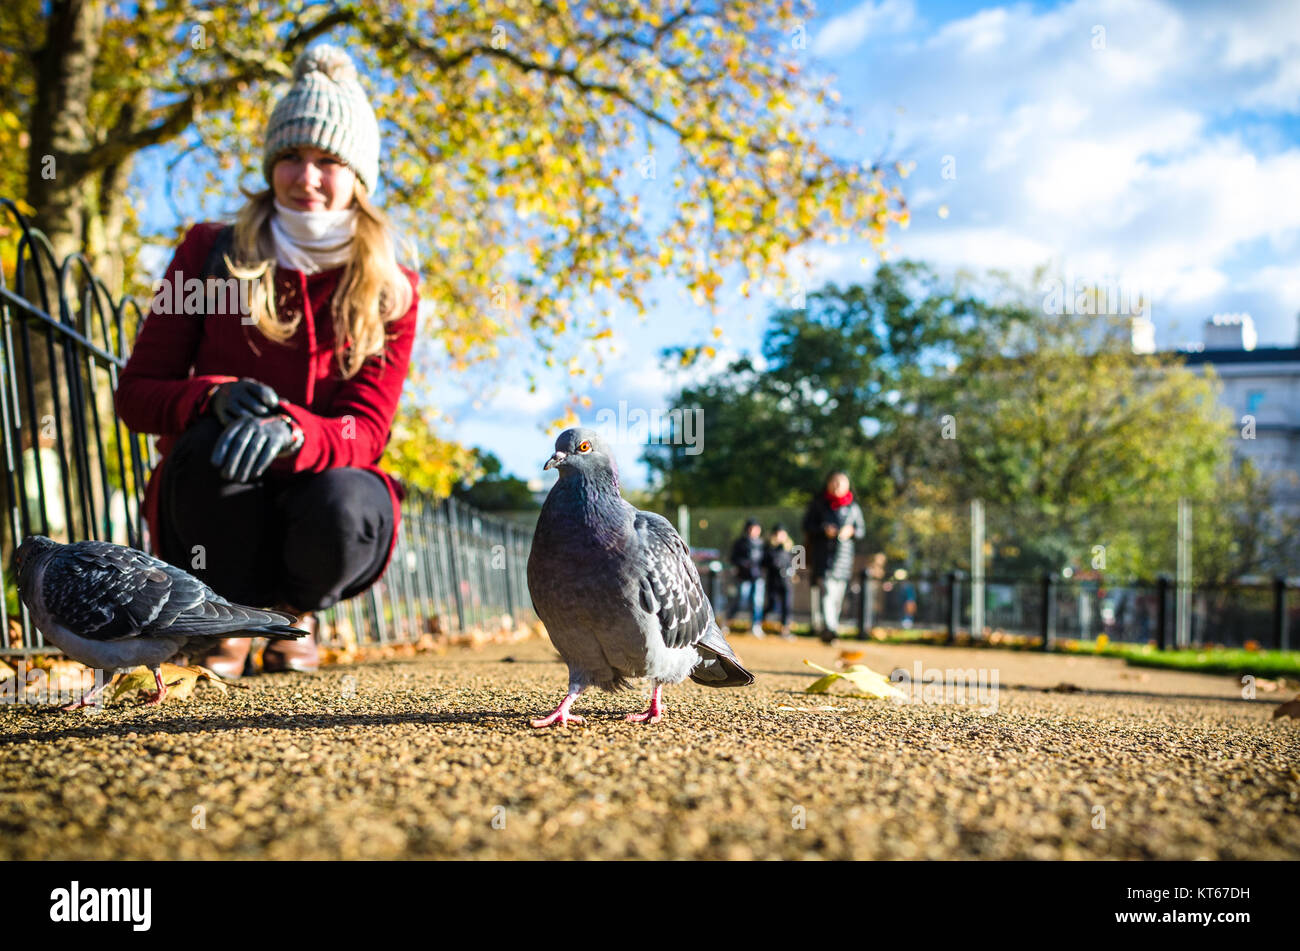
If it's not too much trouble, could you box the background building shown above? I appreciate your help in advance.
[1175,313,1300,508]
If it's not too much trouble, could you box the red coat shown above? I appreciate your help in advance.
[115,221,419,581]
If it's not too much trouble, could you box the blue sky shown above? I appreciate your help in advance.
[138,0,1300,489]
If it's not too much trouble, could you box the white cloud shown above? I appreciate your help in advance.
[815,0,1300,344]
[812,0,915,58]
[1240,264,1300,306]
[896,227,1055,273]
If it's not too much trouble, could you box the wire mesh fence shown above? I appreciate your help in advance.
[0,201,534,658]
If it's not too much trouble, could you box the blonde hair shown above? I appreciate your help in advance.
[225,180,414,379]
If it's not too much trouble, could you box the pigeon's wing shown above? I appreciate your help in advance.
[42,542,289,641]
[632,510,714,650]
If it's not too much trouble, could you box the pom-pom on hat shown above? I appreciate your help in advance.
[263,44,380,192]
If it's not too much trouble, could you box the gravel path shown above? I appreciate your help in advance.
[1,636,1296,860]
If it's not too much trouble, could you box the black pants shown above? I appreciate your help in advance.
[157,416,393,611]
[764,578,793,626]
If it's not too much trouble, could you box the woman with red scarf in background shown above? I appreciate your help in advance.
[802,471,866,643]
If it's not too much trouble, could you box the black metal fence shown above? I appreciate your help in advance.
[0,201,534,658]
[851,569,1296,650]
[674,503,1297,651]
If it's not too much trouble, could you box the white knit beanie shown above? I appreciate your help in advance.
[263,45,380,192]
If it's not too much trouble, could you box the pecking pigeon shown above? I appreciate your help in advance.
[526,428,753,727]
[13,535,304,708]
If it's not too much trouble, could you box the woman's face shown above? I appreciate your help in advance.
[272,146,356,211]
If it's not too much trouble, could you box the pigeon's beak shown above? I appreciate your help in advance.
[544,451,567,471]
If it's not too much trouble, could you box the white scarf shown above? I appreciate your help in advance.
[270,200,357,274]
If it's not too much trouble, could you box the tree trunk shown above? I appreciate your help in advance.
[84,87,146,298]
[3,0,116,564]
[26,0,104,264]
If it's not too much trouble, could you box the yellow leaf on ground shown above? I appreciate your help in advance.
[803,659,905,700]
[108,664,231,705]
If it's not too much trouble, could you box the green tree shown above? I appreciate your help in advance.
[453,451,539,512]
[648,266,1259,581]
[644,261,1025,516]
[949,307,1231,576]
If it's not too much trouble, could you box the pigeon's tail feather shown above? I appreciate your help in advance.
[164,604,303,640]
[221,623,305,642]
[689,624,755,688]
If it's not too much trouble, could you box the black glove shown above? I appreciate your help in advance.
[210,378,280,425]
[210,414,295,483]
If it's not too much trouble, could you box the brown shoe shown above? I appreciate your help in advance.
[194,637,253,679]
[262,609,319,673]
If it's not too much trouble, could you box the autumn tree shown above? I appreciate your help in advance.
[3,0,906,343]
[0,0,907,555]
[943,302,1230,575]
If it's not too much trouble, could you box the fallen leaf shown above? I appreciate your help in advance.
[1045,682,1082,693]
[318,645,359,665]
[803,659,905,700]
[108,664,231,705]
[46,660,93,693]
[838,649,866,665]
[1272,696,1300,720]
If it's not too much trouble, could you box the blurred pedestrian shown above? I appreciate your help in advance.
[729,518,766,636]
[802,471,865,643]
[762,523,796,640]
[901,578,917,629]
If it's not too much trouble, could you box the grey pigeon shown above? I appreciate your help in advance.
[526,428,753,727]
[13,535,303,708]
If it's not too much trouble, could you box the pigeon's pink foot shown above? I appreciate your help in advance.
[625,685,665,724]
[531,692,584,728]
[144,668,168,707]
[60,671,111,711]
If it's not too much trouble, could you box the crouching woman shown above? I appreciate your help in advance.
[114,45,418,676]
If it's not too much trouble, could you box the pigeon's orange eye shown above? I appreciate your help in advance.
[578,441,592,452]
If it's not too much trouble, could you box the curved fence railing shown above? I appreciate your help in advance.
[0,201,534,658]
